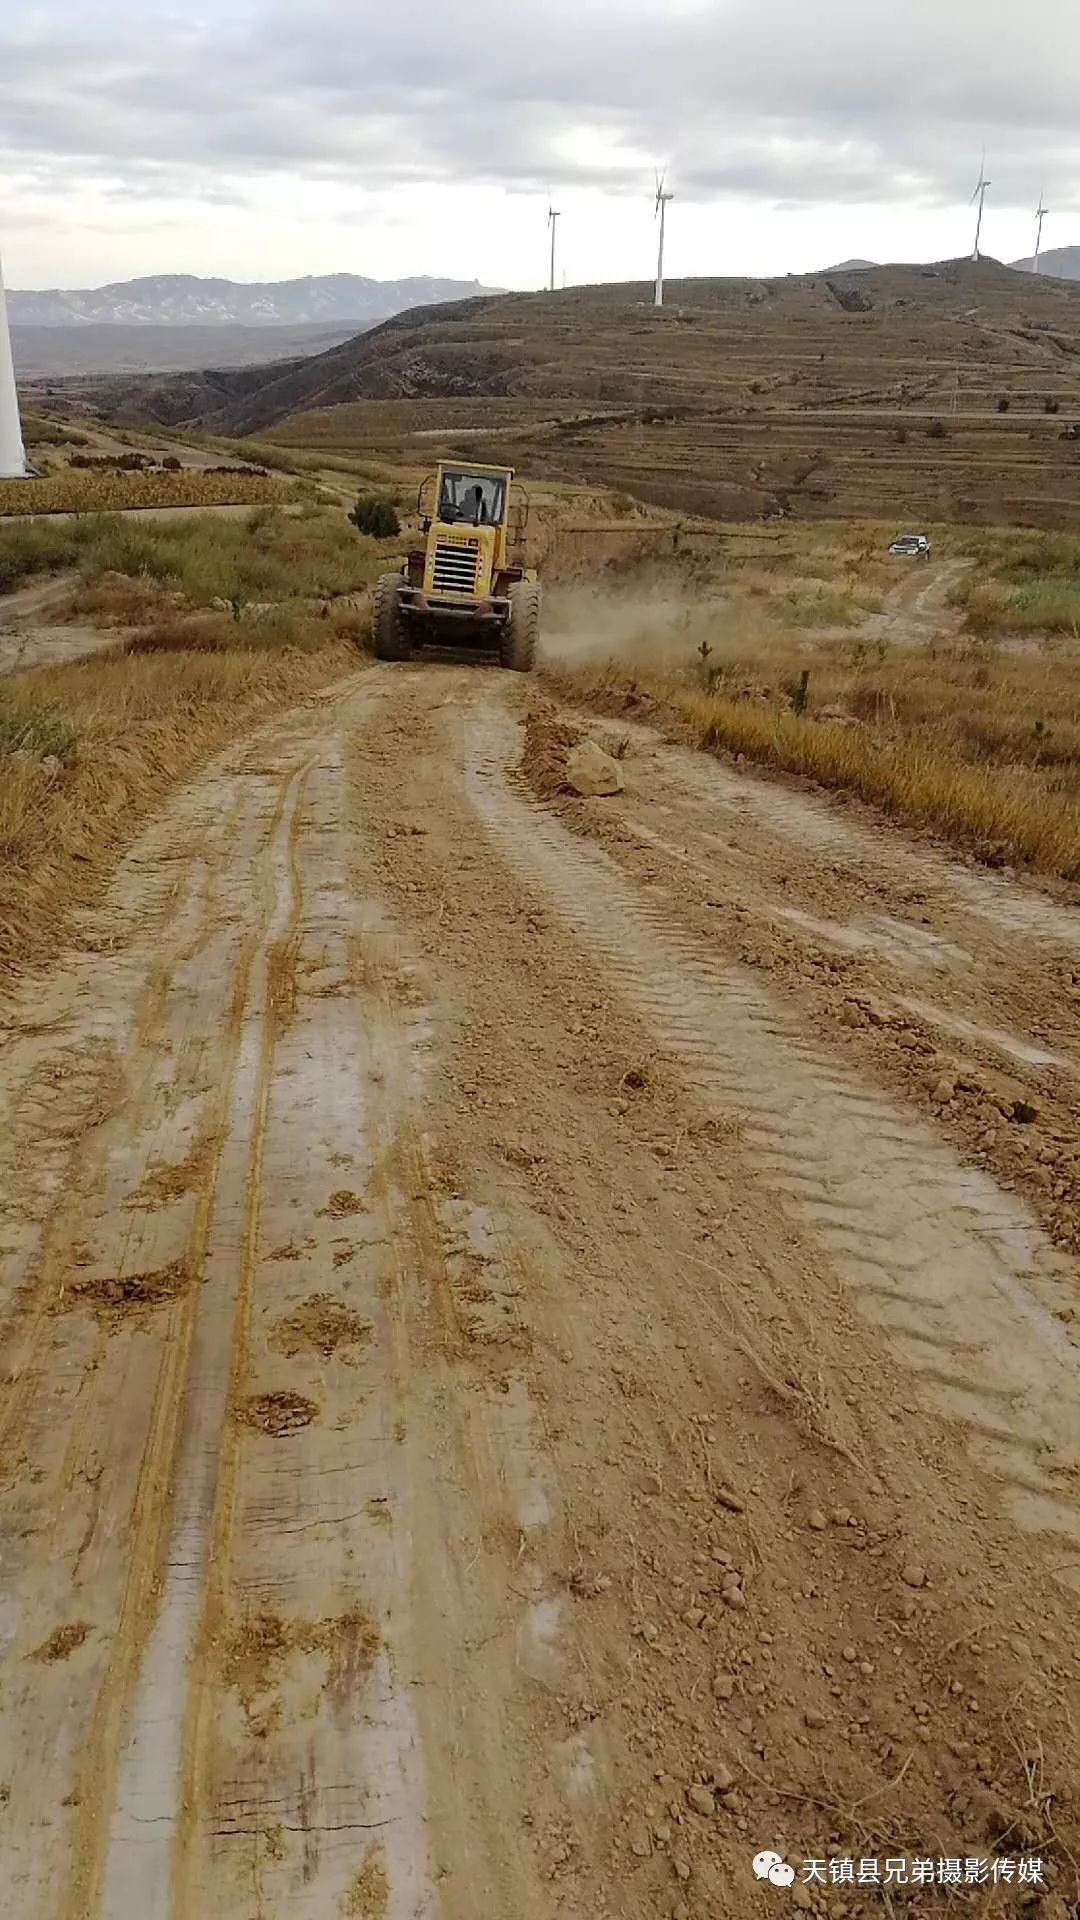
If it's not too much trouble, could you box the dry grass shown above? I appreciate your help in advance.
[0,504,380,982]
[540,519,1080,881]
[548,658,1080,877]
[0,637,356,980]
[0,469,295,517]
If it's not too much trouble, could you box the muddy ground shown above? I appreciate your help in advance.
[1,662,1079,1918]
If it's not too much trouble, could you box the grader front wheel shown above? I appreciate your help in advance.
[501,580,540,673]
[372,573,413,662]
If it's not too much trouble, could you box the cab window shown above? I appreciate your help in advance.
[438,469,506,527]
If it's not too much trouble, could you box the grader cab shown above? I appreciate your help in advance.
[371,462,541,671]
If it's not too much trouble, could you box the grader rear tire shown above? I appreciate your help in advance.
[372,573,413,662]
[501,580,540,673]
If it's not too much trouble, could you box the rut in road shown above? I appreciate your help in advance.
[465,702,1080,1579]
[0,676,615,1920]
[5,662,1080,1919]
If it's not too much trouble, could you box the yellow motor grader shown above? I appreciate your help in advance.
[371,462,541,671]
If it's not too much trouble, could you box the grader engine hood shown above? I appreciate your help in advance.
[424,523,497,602]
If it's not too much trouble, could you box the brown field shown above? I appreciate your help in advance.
[0,466,297,517]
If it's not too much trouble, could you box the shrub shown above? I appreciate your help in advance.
[996,397,1011,414]
[927,418,946,439]
[350,495,401,539]
[1045,397,1061,415]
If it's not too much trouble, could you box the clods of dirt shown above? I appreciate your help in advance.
[267,1236,314,1263]
[520,711,583,799]
[222,1604,379,1714]
[66,1259,192,1322]
[521,709,625,798]
[272,1294,373,1360]
[319,1189,367,1219]
[344,1844,389,1919]
[30,1622,91,1664]
[237,1390,319,1436]
[127,1135,217,1211]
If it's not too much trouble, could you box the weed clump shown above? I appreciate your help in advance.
[350,495,400,539]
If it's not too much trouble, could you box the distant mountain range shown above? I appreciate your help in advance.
[7,272,501,329]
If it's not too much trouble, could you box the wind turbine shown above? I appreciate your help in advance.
[547,205,560,293]
[971,155,991,262]
[654,172,674,308]
[0,252,26,480]
[1033,191,1050,272]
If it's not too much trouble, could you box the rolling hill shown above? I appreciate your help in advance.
[70,258,1080,530]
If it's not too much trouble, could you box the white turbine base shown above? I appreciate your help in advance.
[0,253,28,481]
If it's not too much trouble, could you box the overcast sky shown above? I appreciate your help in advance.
[2,0,1078,291]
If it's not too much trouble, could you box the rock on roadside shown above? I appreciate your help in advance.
[565,739,625,798]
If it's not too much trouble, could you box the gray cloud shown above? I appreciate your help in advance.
[2,0,1079,213]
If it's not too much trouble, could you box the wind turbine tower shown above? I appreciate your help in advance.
[547,206,560,293]
[654,174,674,308]
[1033,192,1050,272]
[970,156,991,262]
[0,254,26,481]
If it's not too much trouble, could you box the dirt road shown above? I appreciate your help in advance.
[2,665,1079,1918]
[0,574,130,676]
[872,556,972,648]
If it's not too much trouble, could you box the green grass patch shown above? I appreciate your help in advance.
[0,697,79,759]
[955,531,1080,635]
[0,504,392,608]
[0,519,87,592]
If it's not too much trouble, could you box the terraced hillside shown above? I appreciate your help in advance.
[84,257,1080,527]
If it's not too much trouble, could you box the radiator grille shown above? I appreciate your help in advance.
[432,541,479,595]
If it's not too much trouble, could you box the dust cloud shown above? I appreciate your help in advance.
[540,584,726,669]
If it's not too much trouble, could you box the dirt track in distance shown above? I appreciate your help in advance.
[0,574,131,676]
[1,661,1079,1918]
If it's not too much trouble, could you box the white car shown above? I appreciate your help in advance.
[888,533,931,559]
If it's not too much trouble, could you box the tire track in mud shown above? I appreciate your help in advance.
[174,737,441,1920]
[1,674,613,1918]
[584,711,1080,951]
[96,759,313,1920]
[465,702,1080,1583]
[0,778,283,1920]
